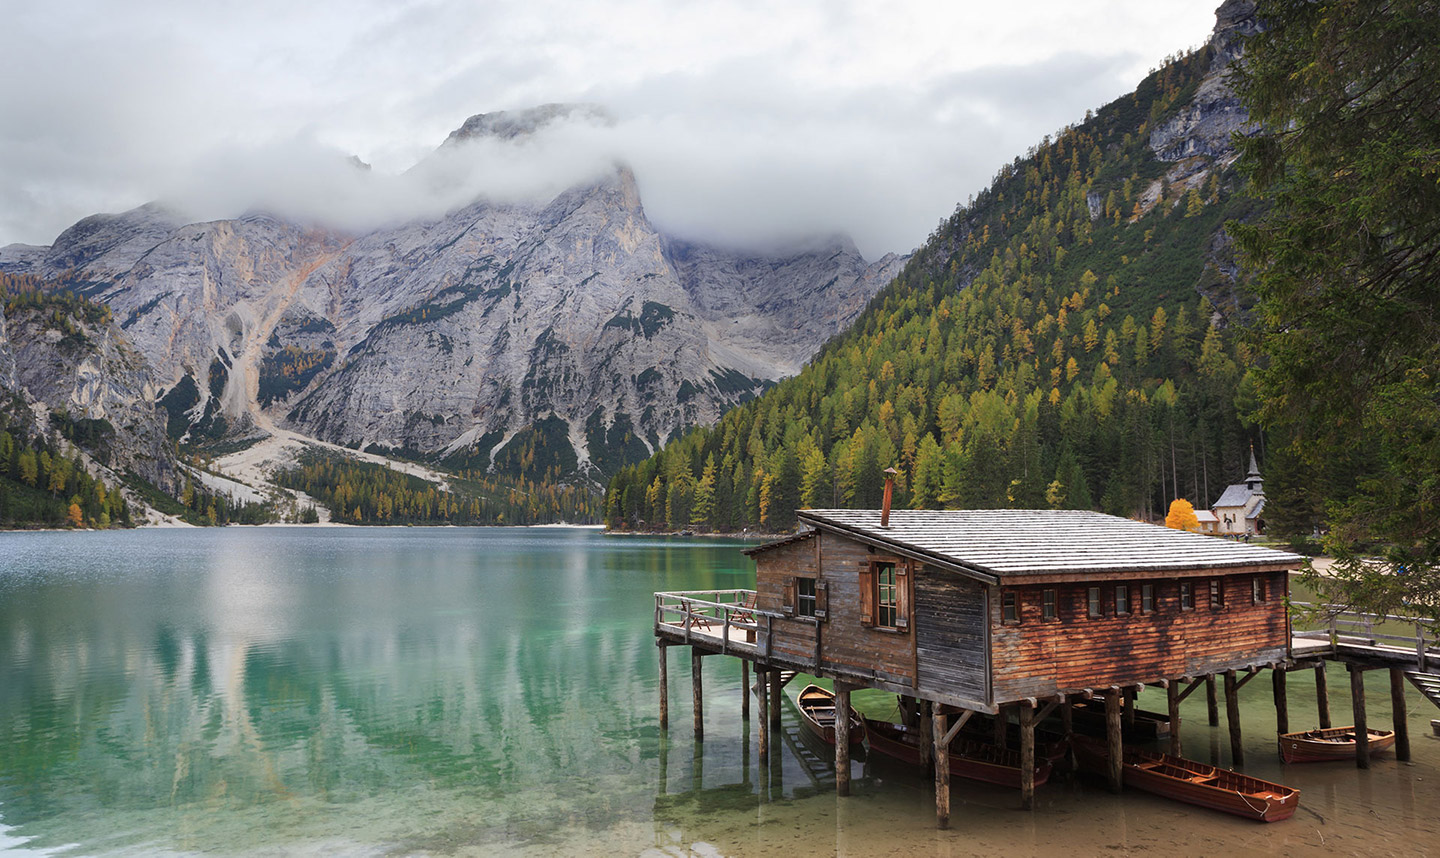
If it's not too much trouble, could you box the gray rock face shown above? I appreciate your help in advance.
[4,122,906,479]
[0,244,48,274]
[442,103,611,146]
[0,300,175,489]
[1149,0,1260,163]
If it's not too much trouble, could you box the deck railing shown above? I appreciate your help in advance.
[655,589,781,655]
[1291,601,1438,671]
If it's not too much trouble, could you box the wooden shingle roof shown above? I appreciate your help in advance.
[796,509,1303,584]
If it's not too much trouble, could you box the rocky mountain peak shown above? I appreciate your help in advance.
[442,103,613,147]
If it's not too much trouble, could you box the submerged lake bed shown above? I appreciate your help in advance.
[1,527,1437,856]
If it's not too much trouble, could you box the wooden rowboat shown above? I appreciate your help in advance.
[1073,735,1299,822]
[1279,726,1397,763]
[1067,697,1171,739]
[863,718,1052,789]
[796,684,866,746]
[959,714,1070,764]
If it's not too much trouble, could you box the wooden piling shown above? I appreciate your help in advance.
[1105,691,1123,794]
[768,669,782,732]
[756,670,770,763]
[1390,666,1411,763]
[918,699,934,773]
[1019,702,1036,811]
[741,660,750,720]
[933,709,950,829]
[1059,696,1075,770]
[1224,670,1244,768]
[1273,668,1289,736]
[692,649,704,738]
[1123,687,1137,731]
[658,643,669,729]
[993,703,1008,749]
[1350,665,1369,769]
[1167,680,1182,757]
[835,682,852,797]
[1206,674,1220,726]
[1315,663,1332,728]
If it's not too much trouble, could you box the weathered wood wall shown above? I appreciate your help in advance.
[915,569,988,702]
[753,536,819,664]
[813,532,917,686]
[990,570,1289,700]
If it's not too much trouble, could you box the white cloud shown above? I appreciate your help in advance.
[0,0,1219,256]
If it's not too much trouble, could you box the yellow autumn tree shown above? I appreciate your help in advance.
[67,503,84,527]
[1165,498,1199,532]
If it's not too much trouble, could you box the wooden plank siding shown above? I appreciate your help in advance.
[813,531,917,686]
[989,570,1289,701]
[751,537,819,665]
[914,569,988,703]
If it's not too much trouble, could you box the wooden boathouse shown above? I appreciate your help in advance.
[655,504,1321,825]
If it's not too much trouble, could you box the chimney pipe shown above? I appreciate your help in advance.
[881,467,899,528]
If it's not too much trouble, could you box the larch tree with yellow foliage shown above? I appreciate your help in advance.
[1165,499,1199,532]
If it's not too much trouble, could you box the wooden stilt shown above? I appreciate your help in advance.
[1224,670,1244,768]
[1167,680,1183,757]
[756,670,770,763]
[1121,687,1136,731]
[835,682,852,797]
[658,643,669,730]
[1019,702,1036,811]
[918,699,934,774]
[1059,696,1075,770]
[658,732,669,796]
[1350,665,1369,769]
[1105,691,1123,793]
[692,649,704,738]
[768,669,782,731]
[741,660,750,720]
[1206,675,1220,726]
[1315,663,1332,728]
[933,709,950,829]
[1390,666,1410,763]
[1273,668,1289,735]
[993,703,1008,749]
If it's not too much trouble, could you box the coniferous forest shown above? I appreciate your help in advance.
[605,48,1265,533]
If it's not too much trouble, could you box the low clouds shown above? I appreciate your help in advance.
[0,0,1217,257]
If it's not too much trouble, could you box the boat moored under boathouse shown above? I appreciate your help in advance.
[654,507,1307,826]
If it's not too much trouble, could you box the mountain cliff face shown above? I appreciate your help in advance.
[604,1,1272,532]
[0,284,176,493]
[0,117,904,482]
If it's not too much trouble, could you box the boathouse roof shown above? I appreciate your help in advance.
[788,509,1303,584]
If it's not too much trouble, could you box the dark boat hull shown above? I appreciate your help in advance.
[864,718,1051,789]
[1073,735,1299,822]
[1067,698,1171,740]
[1279,726,1397,763]
[796,685,866,747]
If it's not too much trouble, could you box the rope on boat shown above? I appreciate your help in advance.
[1236,790,1271,817]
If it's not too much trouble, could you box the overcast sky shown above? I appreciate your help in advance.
[1,0,1220,258]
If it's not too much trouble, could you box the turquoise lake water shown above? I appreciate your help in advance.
[1,527,1437,856]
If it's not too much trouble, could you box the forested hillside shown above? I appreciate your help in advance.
[606,45,1266,532]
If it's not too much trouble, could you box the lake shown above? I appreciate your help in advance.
[1,527,1437,856]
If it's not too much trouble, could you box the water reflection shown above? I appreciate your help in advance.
[2,530,1439,857]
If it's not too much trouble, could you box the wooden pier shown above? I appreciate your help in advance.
[654,506,1440,826]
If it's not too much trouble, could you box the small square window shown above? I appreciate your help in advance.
[1210,579,1224,608]
[1002,591,1019,623]
[797,577,816,617]
[1180,581,1194,611]
[1141,583,1154,614]
[1115,584,1130,616]
[1087,586,1102,619]
[1042,588,1057,621]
